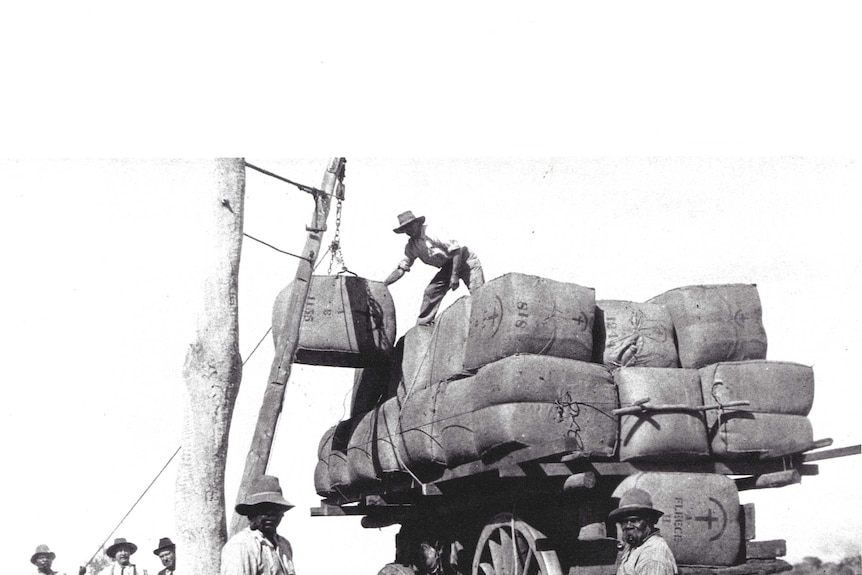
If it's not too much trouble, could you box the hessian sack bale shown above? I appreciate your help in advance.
[708,411,814,460]
[391,324,435,402]
[350,358,393,417]
[615,367,710,462]
[593,300,679,368]
[273,275,397,368]
[397,383,447,482]
[327,417,360,494]
[469,355,618,461]
[314,425,337,497]
[612,472,742,566]
[428,295,473,385]
[435,376,481,467]
[698,360,814,427]
[375,396,406,474]
[648,284,767,369]
[346,409,381,488]
[464,273,595,371]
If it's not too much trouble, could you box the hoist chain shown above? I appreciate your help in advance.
[328,197,348,274]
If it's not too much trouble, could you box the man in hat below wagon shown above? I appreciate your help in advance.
[221,475,296,575]
[609,488,678,575]
[153,538,176,575]
[30,544,69,575]
[384,210,484,326]
[98,538,146,575]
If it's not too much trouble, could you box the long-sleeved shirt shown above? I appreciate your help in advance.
[616,530,678,575]
[397,225,461,271]
[220,527,295,575]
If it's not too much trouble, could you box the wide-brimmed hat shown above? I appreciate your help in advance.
[235,475,294,516]
[153,537,175,555]
[106,538,138,558]
[393,211,425,233]
[30,544,56,565]
[608,488,664,522]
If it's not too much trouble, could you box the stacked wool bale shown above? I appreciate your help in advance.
[398,273,619,481]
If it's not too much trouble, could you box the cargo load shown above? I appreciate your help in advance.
[648,284,767,369]
[464,273,596,371]
[593,300,679,368]
[273,275,397,367]
[615,367,710,462]
[613,472,743,566]
[698,360,814,417]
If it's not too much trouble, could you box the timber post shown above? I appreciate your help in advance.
[229,157,346,535]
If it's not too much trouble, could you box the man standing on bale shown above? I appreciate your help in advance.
[221,475,296,575]
[152,538,176,575]
[384,210,484,326]
[609,488,678,575]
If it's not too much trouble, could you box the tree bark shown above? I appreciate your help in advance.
[176,158,245,575]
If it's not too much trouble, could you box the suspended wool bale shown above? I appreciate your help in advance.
[615,367,710,462]
[612,472,743,566]
[464,273,595,371]
[314,425,337,497]
[390,324,436,402]
[698,360,814,426]
[593,300,679,368]
[648,284,767,369]
[469,355,618,461]
[708,411,814,460]
[428,295,473,385]
[273,275,397,368]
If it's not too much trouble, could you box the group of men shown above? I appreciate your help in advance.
[28,538,175,575]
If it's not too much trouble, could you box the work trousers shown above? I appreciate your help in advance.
[417,249,484,325]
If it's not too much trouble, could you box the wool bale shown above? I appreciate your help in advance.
[593,300,678,368]
[376,396,406,474]
[391,324,435,402]
[613,472,742,566]
[435,376,481,467]
[273,275,397,367]
[615,367,710,462]
[397,384,447,481]
[470,356,618,461]
[347,409,381,488]
[464,273,595,371]
[648,284,767,369]
[429,296,474,385]
[708,412,814,459]
[328,418,359,494]
[699,361,814,428]
[314,425,337,497]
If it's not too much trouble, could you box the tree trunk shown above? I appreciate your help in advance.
[176,158,245,575]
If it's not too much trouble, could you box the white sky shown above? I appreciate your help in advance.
[2,3,861,575]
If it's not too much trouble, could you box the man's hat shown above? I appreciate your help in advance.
[106,538,138,559]
[393,211,425,234]
[153,537,175,556]
[608,487,664,522]
[30,544,56,565]
[235,475,295,516]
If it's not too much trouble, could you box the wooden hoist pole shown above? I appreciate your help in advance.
[230,157,346,535]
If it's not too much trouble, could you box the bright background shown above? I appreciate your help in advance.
[2,2,860,574]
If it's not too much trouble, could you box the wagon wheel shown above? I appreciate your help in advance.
[471,513,563,575]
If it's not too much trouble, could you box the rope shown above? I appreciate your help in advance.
[84,446,182,567]
[244,233,310,261]
[243,161,326,196]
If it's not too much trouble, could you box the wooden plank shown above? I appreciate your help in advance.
[801,444,861,462]
[677,559,791,575]
[736,470,800,491]
[747,540,787,560]
[741,504,756,541]
[798,464,819,476]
